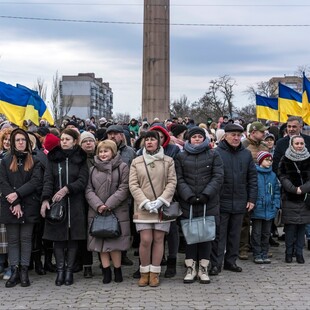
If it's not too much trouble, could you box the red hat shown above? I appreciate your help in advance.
[44,133,60,152]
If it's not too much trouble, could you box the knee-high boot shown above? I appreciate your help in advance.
[65,247,78,286]
[54,248,65,286]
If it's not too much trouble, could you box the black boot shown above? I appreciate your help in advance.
[164,257,177,278]
[44,248,56,272]
[102,267,112,284]
[20,265,30,287]
[54,248,65,286]
[132,258,141,279]
[5,265,20,288]
[65,247,78,286]
[114,267,123,283]
[33,251,46,275]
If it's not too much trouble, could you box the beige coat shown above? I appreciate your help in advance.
[129,152,177,223]
[85,154,131,252]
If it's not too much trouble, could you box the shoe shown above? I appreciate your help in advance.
[5,266,20,288]
[114,267,123,283]
[285,254,292,263]
[121,255,133,266]
[102,267,112,284]
[269,237,280,247]
[198,259,210,284]
[253,257,264,264]
[55,271,65,286]
[209,266,220,276]
[223,263,242,272]
[20,266,30,287]
[133,267,140,279]
[138,265,150,287]
[3,268,12,280]
[262,255,271,264]
[164,257,176,278]
[296,255,305,264]
[35,261,46,275]
[83,266,93,278]
[183,259,197,283]
[238,251,248,260]
[149,265,161,287]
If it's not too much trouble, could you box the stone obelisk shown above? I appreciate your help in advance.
[142,0,170,122]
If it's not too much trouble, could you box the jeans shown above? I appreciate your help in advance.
[251,219,272,257]
[305,224,310,240]
[6,223,34,266]
[285,224,305,256]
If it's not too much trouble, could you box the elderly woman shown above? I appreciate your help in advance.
[175,127,223,284]
[129,131,177,287]
[278,135,310,264]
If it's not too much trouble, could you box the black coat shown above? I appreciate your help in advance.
[42,145,89,241]
[277,156,310,224]
[215,140,258,214]
[0,153,43,224]
[175,147,224,218]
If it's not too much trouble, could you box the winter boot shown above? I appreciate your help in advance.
[183,259,197,284]
[164,257,177,278]
[102,267,112,284]
[114,267,123,283]
[5,265,20,288]
[198,259,210,284]
[138,265,150,287]
[149,265,161,287]
[20,265,30,287]
[54,247,65,286]
[65,247,78,286]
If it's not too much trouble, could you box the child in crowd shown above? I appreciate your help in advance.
[251,151,280,264]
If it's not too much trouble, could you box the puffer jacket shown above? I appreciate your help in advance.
[215,140,258,214]
[251,165,280,220]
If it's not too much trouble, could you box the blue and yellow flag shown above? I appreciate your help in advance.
[302,74,310,126]
[0,81,54,127]
[255,94,279,121]
[278,83,302,123]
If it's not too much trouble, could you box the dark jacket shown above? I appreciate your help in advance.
[175,146,224,218]
[215,140,258,214]
[0,153,43,224]
[42,145,89,241]
[277,156,310,224]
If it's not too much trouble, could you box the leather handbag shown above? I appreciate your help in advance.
[89,211,121,239]
[161,201,183,221]
[180,204,215,245]
[46,200,66,223]
[274,208,282,226]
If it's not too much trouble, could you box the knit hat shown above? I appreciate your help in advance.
[65,120,79,129]
[224,123,244,133]
[37,126,50,137]
[171,124,187,137]
[44,133,60,151]
[188,127,206,141]
[79,131,96,145]
[257,151,272,165]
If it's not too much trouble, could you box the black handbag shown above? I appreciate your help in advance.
[46,200,66,223]
[293,162,310,209]
[89,211,121,239]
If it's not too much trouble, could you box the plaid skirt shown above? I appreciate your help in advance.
[0,224,8,254]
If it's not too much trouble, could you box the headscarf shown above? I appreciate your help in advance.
[285,135,310,162]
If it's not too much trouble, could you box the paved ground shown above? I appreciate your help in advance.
[0,231,310,309]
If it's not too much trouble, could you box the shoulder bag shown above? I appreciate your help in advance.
[293,162,310,209]
[180,204,215,245]
[143,159,182,221]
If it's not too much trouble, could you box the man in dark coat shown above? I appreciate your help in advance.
[210,124,257,275]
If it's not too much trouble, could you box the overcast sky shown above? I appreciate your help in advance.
[1,0,309,119]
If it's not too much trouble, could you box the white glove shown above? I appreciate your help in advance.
[143,202,153,211]
[152,199,164,210]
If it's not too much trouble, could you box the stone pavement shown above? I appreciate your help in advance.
[0,234,310,309]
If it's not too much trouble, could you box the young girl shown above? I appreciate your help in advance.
[85,140,130,284]
[251,151,280,264]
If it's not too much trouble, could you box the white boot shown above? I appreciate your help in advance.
[198,259,210,284]
[183,259,197,284]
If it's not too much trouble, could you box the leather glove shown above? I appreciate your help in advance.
[52,186,68,202]
[199,194,209,204]
[189,196,200,205]
[143,202,153,211]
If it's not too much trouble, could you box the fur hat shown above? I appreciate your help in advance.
[188,127,206,141]
[257,151,272,165]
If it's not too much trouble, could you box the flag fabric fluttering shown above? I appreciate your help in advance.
[302,74,310,126]
[0,81,54,127]
[278,83,302,123]
[255,94,279,122]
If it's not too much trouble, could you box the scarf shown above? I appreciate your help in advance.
[143,146,164,166]
[285,136,310,162]
[184,138,210,154]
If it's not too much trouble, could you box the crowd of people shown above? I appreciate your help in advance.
[0,114,309,288]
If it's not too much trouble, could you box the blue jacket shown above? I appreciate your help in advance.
[251,165,280,220]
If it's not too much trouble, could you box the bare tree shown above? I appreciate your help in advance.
[114,112,130,124]
[244,80,278,103]
[170,95,191,118]
[61,95,73,121]
[236,103,257,123]
[33,77,47,101]
[294,65,310,77]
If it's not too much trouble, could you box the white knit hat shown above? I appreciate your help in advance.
[79,131,96,145]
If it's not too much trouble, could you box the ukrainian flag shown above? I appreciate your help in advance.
[0,82,54,127]
[256,94,279,122]
[278,83,302,123]
[302,74,310,126]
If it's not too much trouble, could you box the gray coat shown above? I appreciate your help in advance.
[85,154,131,252]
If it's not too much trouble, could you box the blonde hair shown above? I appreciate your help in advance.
[97,140,118,157]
